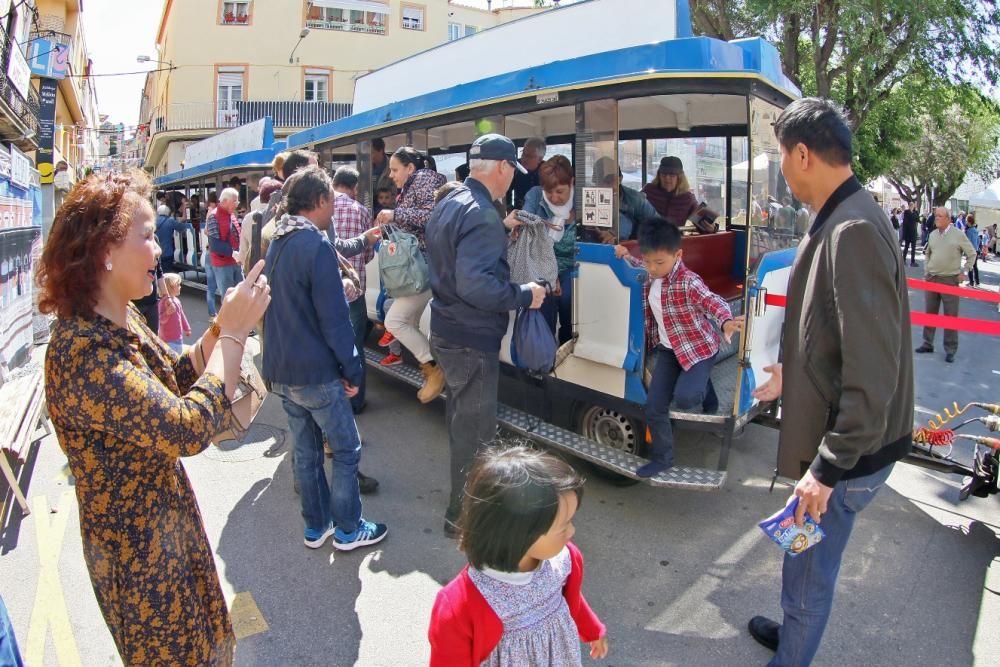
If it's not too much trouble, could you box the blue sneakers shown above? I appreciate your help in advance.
[304,523,337,549]
[332,520,388,551]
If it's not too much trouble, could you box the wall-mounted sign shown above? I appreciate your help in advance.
[0,144,11,181]
[5,44,31,101]
[36,79,58,183]
[28,39,70,80]
[183,117,274,170]
[581,187,613,228]
[10,144,31,190]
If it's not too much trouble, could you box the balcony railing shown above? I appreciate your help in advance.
[221,13,250,25]
[306,19,386,34]
[0,36,39,138]
[148,101,353,137]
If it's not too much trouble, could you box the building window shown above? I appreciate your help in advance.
[306,4,387,34]
[304,70,329,102]
[401,4,424,30]
[216,67,245,126]
[448,22,461,41]
[220,1,251,25]
[465,24,478,36]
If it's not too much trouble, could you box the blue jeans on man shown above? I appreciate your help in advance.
[348,297,370,412]
[202,251,218,317]
[769,464,894,666]
[430,334,499,524]
[271,381,363,536]
[638,346,718,477]
[212,262,243,300]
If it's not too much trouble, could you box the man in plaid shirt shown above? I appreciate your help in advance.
[329,166,381,413]
[637,220,742,478]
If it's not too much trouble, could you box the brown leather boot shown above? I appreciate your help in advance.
[417,361,445,403]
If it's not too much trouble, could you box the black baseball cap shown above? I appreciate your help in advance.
[469,134,528,173]
[658,156,684,174]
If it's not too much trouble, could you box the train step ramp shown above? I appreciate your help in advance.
[364,348,725,491]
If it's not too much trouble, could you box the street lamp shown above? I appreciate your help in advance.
[136,55,173,68]
[288,28,310,64]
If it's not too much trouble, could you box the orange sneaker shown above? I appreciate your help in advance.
[380,353,403,366]
[378,331,396,347]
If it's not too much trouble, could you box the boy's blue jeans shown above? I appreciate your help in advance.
[645,347,716,466]
[770,464,894,667]
[272,381,363,535]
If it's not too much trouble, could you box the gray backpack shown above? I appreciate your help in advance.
[378,225,430,297]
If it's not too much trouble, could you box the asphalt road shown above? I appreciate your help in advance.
[1,249,999,666]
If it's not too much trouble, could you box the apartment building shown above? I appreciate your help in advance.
[143,0,543,177]
[29,0,101,191]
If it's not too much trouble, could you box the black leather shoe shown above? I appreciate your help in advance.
[945,353,955,363]
[358,471,379,495]
[915,344,934,354]
[748,616,780,652]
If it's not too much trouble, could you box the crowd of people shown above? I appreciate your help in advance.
[27,98,919,666]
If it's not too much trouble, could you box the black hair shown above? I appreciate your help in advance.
[772,97,853,167]
[156,191,166,201]
[424,154,438,172]
[455,163,470,181]
[285,165,332,216]
[282,149,316,180]
[332,165,360,190]
[459,446,584,572]
[375,185,394,196]
[372,137,385,152]
[638,217,682,254]
[392,146,426,171]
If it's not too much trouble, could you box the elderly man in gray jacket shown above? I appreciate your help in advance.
[747,98,914,666]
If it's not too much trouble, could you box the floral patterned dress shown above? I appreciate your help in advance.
[45,306,235,666]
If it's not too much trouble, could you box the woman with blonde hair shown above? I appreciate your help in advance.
[38,171,270,666]
[642,155,698,225]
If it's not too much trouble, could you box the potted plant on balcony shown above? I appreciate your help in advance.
[224,11,235,23]
[237,13,248,23]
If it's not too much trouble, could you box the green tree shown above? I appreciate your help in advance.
[885,85,1000,206]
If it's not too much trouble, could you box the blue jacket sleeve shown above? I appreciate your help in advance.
[455,208,534,311]
[310,241,364,386]
[521,186,546,219]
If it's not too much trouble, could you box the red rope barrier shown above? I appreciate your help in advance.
[906,278,1000,303]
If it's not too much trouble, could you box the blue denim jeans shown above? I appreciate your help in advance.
[645,347,716,467]
[540,268,574,344]
[771,464,894,667]
[203,251,218,317]
[430,334,499,522]
[212,262,243,298]
[272,381,363,535]
[348,297,370,410]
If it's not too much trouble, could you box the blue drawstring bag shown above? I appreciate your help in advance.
[510,307,557,374]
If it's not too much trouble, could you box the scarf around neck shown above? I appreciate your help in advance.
[273,214,319,240]
[542,190,574,241]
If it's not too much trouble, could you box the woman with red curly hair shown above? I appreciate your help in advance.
[37,171,270,666]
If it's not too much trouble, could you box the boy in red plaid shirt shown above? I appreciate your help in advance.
[636,220,743,478]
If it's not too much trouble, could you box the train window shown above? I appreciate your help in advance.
[618,94,747,133]
[433,151,468,181]
[575,99,619,243]
[730,137,750,228]
[504,106,575,142]
[646,137,728,225]
[427,121,475,151]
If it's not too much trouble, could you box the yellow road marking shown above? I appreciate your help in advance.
[25,491,82,666]
[230,592,268,640]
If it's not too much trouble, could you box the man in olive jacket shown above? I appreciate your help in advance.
[747,98,914,666]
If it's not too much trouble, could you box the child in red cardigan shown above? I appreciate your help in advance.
[428,446,608,666]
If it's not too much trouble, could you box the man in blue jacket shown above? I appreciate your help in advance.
[263,165,387,552]
[425,134,547,536]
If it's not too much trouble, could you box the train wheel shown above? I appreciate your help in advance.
[576,405,647,486]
